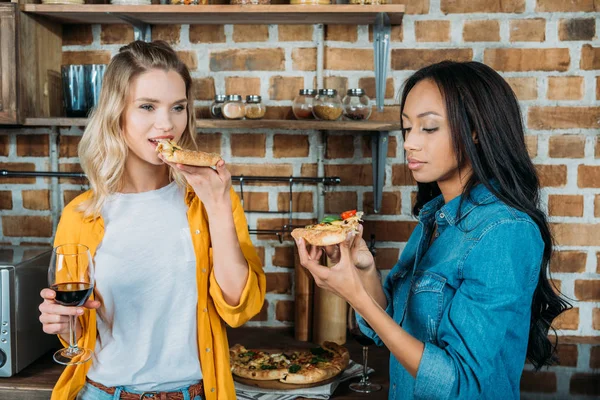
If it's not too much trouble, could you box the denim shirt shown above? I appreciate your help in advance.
[357,183,543,399]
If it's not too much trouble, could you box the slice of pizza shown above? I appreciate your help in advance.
[279,342,350,384]
[155,138,222,167]
[230,344,289,381]
[291,209,364,246]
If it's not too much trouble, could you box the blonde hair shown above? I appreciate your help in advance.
[78,40,197,217]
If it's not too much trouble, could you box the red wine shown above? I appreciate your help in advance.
[51,282,93,307]
[350,330,376,347]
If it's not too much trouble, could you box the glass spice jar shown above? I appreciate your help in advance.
[231,0,270,4]
[210,95,226,119]
[342,88,372,121]
[313,89,343,121]
[290,0,331,4]
[349,0,386,4]
[245,95,266,120]
[292,89,317,120]
[169,0,208,4]
[222,95,245,120]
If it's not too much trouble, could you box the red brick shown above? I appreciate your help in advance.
[485,48,569,72]
[292,48,316,71]
[63,190,85,206]
[59,135,80,158]
[210,49,285,71]
[189,25,225,43]
[559,18,596,41]
[266,272,292,294]
[528,107,600,130]
[224,77,261,99]
[58,163,85,185]
[578,165,600,188]
[415,20,450,42]
[324,191,358,214]
[363,192,401,215]
[574,280,600,301]
[550,251,587,273]
[368,25,403,42]
[547,77,584,101]
[596,195,600,218]
[325,25,358,42]
[442,0,525,13]
[152,25,181,45]
[524,135,538,158]
[324,77,348,96]
[596,136,600,157]
[325,164,373,186]
[404,0,430,14]
[552,307,579,330]
[581,45,600,70]
[463,20,500,42]
[537,0,600,12]
[551,223,600,246]
[22,190,50,211]
[279,25,313,42]
[325,48,373,71]
[374,248,400,270]
[250,300,269,322]
[597,77,600,100]
[269,76,305,101]
[228,164,293,181]
[506,77,538,101]
[326,135,354,159]
[0,163,36,184]
[509,19,546,42]
[63,25,93,46]
[264,106,294,120]
[520,370,556,393]
[233,25,269,43]
[570,373,600,396]
[17,134,49,157]
[62,51,111,65]
[590,346,600,368]
[358,77,395,100]
[0,192,12,210]
[363,220,418,242]
[594,308,600,330]
[549,134,585,158]
[100,24,134,44]
[275,300,294,322]
[176,51,197,71]
[301,163,317,178]
[195,133,221,155]
[192,78,216,101]
[277,192,313,213]
[392,49,473,70]
[597,252,600,273]
[392,164,417,186]
[557,344,578,367]
[362,135,398,158]
[257,218,315,241]
[273,135,310,158]
[236,192,269,212]
[2,216,53,237]
[231,134,266,158]
[0,135,8,156]
[273,246,295,268]
[548,195,584,217]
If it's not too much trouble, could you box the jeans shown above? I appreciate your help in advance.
[76,382,203,400]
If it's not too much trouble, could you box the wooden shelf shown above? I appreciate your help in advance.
[21,4,405,25]
[24,117,400,131]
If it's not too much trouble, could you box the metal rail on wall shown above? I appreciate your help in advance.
[1,170,341,242]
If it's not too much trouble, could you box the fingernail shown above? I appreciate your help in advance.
[77,308,84,315]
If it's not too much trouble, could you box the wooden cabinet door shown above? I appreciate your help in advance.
[0,4,18,124]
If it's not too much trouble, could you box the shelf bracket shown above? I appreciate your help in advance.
[113,14,152,42]
[373,12,391,112]
[371,131,389,214]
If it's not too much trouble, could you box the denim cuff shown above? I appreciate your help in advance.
[414,342,454,400]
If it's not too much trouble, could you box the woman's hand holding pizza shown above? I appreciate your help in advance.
[322,225,375,271]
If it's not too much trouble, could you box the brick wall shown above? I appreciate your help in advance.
[0,0,599,395]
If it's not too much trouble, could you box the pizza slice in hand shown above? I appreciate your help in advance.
[291,209,364,246]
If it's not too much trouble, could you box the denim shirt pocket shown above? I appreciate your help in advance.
[409,270,446,344]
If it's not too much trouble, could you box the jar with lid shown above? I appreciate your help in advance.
[231,0,270,4]
[312,89,343,121]
[349,0,386,4]
[342,88,372,121]
[222,95,245,120]
[292,89,317,120]
[245,95,266,120]
[210,95,226,119]
[169,0,208,5]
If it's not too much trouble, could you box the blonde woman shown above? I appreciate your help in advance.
[38,41,265,400]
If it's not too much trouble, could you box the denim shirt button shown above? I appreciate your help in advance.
[439,212,445,218]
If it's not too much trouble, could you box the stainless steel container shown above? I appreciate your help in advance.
[61,64,106,118]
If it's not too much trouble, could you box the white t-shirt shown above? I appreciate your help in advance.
[87,182,202,391]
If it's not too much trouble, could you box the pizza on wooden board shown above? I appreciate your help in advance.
[230,342,350,385]
[291,210,364,246]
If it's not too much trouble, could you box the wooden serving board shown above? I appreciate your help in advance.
[233,374,340,390]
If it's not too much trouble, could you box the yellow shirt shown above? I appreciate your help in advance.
[51,186,266,400]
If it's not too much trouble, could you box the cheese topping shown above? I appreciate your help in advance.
[156,139,182,157]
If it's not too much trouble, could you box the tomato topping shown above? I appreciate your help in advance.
[341,210,357,220]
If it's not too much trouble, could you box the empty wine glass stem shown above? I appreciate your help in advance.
[361,345,369,384]
[68,314,78,352]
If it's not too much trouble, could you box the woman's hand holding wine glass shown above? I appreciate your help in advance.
[39,244,100,365]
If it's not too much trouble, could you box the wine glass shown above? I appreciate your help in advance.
[48,243,95,365]
[347,307,382,393]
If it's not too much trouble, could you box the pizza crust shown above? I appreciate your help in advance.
[291,227,350,246]
[156,139,222,167]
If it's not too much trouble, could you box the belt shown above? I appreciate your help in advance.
[87,378,204,400]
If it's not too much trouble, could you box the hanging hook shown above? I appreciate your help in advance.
[239,175,245,209]
[288,176,294,231]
